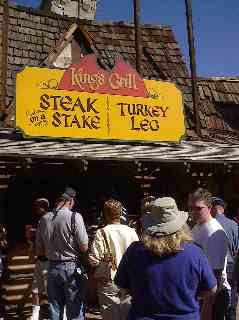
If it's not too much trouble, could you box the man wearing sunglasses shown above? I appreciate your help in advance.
[190,188,230,320]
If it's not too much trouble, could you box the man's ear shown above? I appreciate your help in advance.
[70,198,74,208]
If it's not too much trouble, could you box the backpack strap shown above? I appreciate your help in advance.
[71,212,89,273]
[100,228,117,271]
[71,211,79,261]
[71,211,76,238]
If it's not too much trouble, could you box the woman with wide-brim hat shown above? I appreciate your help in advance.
[115,197,217,320]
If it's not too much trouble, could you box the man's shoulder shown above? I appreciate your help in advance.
[193,218,224,237]
[73,211,84,221]
[224,216,238,229]
[192,221,210,234]
[71,212,86,230]
[206,217,224,232]
[57,209,81,219]
[217,214,238,232]
[39,211,52,222]
[206,219,229,245]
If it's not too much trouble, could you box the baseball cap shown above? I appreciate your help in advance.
[61,187,77,201]
[211,197,225,208]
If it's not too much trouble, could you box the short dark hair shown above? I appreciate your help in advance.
[57,187,77,203]
[211,197,226,209]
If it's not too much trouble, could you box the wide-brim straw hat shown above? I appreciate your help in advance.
[142,197,188,236]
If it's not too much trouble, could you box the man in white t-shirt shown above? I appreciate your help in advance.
[190,188,230,320]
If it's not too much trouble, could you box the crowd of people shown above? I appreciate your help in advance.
[0,187,239,320]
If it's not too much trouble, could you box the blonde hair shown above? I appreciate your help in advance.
[103,199,122,221]
[142,224,192,256]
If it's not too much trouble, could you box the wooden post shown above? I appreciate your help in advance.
[185,0,201,137]
[133,0,142,75]
[77,0,81,19]
[1,0,9,113]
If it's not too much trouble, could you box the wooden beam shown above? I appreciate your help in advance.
[133,0,142,75]
[185,0,201,137]
[43,23,78,65]
[1,0,9,114]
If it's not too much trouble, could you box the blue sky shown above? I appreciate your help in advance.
[12,0,239,77]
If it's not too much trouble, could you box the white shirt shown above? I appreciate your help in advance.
[192,217,230,290]
[89,224,139,279]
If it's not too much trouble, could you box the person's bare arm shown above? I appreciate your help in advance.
[200,286,217,320]
[199,284,217,298]
[79,243,88,253]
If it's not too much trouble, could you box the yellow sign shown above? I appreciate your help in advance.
[16,65,185,142]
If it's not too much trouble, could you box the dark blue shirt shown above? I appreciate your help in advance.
[215,213,239,262]
[115,242,216,320]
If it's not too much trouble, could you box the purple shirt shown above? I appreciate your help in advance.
[115,242,216,320]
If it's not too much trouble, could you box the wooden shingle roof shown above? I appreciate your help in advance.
[198,78,239,105]
[83,21,189,81]
[2,5,190,93]
[0,3,239,148]
[198,78,239,142]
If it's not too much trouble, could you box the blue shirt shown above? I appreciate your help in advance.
[115,242,216,320]
[215,213,239,263]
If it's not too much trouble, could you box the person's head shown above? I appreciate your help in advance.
[211,197,226,217]
[141,197,191,256]
[64,187,77,200]
[103,199,123,224]
[190,188,212,224]
[55,187,76,210]
[33,198,49,217]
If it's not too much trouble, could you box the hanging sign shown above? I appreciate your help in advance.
[16,54,185,142]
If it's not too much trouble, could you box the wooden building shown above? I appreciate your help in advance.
[0,3,239,318]
[0,3,239,239]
